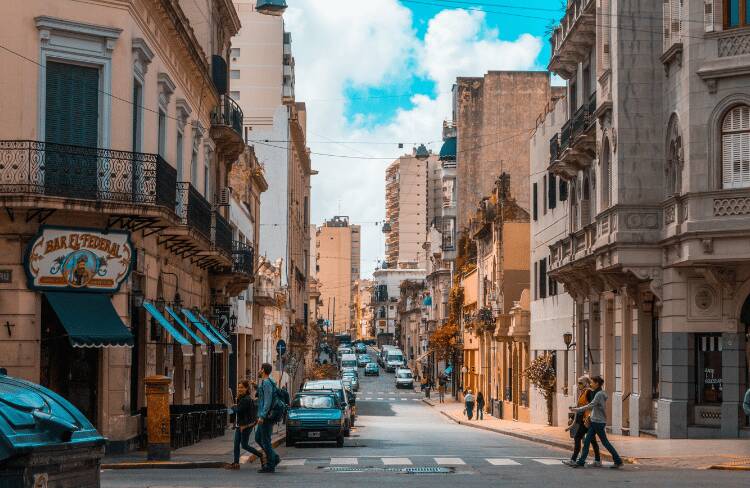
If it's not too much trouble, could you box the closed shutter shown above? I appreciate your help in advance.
[45,61,99,199]
[548,173,557,209]
[539,259,547,299]
[704,0,715,33]
[559,179,568,201]
[532,182,538,221]
[722,106,750,189]
[663,0,671,51]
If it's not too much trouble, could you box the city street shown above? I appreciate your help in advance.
[102,351,750,488]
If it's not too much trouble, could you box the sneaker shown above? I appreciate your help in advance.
[569,463,584,468]
[562,460,576,466]
[224,463,240,470]
[610,463,623,469]
[257,466,275,473]
[590,461,602,467]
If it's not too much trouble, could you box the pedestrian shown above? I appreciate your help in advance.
[225,380,265,470]
[464,389,475,420]
[743,386,750,416]
[476,391,485,420]
[438,374,446,403]
[255,363,282,473]
[279,384,291,424]
[568,375,623,469]
[563,376,601,467]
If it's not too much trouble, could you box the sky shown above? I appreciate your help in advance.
[283,0,564,278]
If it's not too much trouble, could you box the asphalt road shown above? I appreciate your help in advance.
[102,349,750,487]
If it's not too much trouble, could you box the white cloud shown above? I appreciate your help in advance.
[283,3,544,277]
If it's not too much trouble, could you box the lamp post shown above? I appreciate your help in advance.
[563,332,575,396]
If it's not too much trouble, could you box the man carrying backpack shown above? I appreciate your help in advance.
[255,363,284,473]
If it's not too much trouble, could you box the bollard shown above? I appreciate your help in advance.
[145,375,172,461]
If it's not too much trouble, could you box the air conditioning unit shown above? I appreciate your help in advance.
[216,187,232,206]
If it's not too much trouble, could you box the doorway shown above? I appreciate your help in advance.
[40,295,100,425]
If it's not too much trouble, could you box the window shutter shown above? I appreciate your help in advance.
[549,173,557,209]
[663,0,671,51]
[539,258,547,299]
[559,179,568,201]
[46,61,99,146]
[532,182,538,221]
[671,0,682,43]
[722,106,750,189]
[704,0,715,33]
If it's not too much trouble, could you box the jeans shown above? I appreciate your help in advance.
[571,424,600,462]
[438,387,445,403]
[476,404,484,420]
[233,426,263,464]
[466,401,474,420]
[255,421,279,469]
[576,422,622,465]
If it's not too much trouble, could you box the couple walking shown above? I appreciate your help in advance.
[463,389,485,420]
[565,375,623,469]
[226,363,287,473]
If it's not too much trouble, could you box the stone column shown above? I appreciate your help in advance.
[721,332,744,438]
[658,332,689,438]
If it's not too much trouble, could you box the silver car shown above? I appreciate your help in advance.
[342,372,359,391]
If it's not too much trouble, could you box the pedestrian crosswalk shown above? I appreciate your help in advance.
[273,457,592,468]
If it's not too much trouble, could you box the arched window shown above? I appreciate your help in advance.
[666,115,683,196]
[722,105,750,189]
[601,138,611,208]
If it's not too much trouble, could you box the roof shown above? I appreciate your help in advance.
[439,137,456,161]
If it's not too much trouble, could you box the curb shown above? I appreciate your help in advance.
[102,432,286,470]
[708,465,750,471]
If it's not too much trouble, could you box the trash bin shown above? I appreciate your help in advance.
[0,372,105,488]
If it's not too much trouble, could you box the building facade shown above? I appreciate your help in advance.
[544,0,750,438]
[0,0,244,449]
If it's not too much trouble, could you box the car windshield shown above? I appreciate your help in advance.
[388,355,404,362]
[294,395,336,409]
[397,372,412,378]
[366,364,377,369]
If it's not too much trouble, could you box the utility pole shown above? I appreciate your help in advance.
[332,296,336,334]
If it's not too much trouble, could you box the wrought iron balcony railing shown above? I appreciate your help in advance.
[549,133,560,162]
[211,95,243,138]
[231,240,254,275]
[211,211,232,255]
[0,140,177,209]
[176,182,212,239]
[559,120,572,151]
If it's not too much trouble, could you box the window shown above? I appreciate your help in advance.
[230,90,241,100]
[532,182,538,221]
[696,334,723,404]
[190,141,199,187]
[539,259,547,299]
[666,115,683,195]
[601,138,612,207]
[559,179,568,201]
[176,129,184,181]
[721,105,750,189]
[230,69,240,79]
[230,48,240,59]
[533,261,538,300]
[724,0,750,28]
[548,173,557,209]
[132,80,143,152]
[569,79,578,114]
[542,174,547,215]
[158,109,166,157]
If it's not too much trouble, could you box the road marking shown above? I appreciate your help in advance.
[401,398,408,401]
[388,397,396,401]
[278,459,306,466]
[434,457,465,465]
[486,458,521,466]
[382,457,412,465]
[377,397,384,400]
[412,398,420,401]
[330,458,358,465]
[364,397,372,400]
[533,458,563,465]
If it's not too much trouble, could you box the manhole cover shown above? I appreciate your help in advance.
[403,467,454,474]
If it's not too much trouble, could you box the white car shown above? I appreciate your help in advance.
[395,368,414,389]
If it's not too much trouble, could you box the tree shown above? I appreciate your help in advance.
[525,353,557,425]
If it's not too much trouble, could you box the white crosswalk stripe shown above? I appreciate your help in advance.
[486,458,521,466]
[330,458,358,465]
[434,457,465,465]
[381,457,412,465]
[278,459,306,466]
[533,458,564,465]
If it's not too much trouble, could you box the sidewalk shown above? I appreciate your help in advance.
[424,397,750,469]
[102,424,285,469]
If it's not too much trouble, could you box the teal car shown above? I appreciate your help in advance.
[286,391,346,447]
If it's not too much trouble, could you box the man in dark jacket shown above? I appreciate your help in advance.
[255,363,281,473]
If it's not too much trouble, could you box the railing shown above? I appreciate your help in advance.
[549,133,560,161]
[0,140,176,208]
[176,182,212,239]
[560,120,572,151]
[211,211,232,255]
[211,95,243,138]
[231,240,254,275]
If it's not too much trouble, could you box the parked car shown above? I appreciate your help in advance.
[303,379,356,431]
[354,342,367,354]
[395,368,414,389]
[338,349,355,365]
[341,366,358,378]
[342,372,359,391]
[286,391,345,448]
[357,354,371,367]
[379,345,397,366]
[364,362,379,376]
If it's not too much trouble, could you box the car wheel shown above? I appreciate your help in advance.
[336,436,344,448]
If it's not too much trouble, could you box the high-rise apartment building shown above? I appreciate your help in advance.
[316,217,361,334]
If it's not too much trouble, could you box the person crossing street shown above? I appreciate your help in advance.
[255,363,283,473]
[568,375,623,469]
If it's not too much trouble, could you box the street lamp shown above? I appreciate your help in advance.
[172,292,182,310]
[230,313,238,332]
[563,332,575,396]
[255,0,287,16]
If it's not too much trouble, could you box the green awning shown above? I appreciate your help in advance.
[199,313,231,347]
[165,307,205,346]
[182,309,222,346]
[45,292,133,348]
[143,302,190,346]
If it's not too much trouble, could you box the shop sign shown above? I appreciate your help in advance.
[25,226,133,292]
[212,304,231,339]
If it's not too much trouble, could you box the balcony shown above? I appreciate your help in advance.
[548,0,596,79]
[232,240,254,275]
[210,95,245,162]
[549,93,597,179]
[175,182,212,240]
[211,211,232,255]
[213,240,254,296]
[0,140,177,219]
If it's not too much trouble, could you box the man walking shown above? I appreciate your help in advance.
[569,375,623,469]
[438,374,446,403]
[464,389,475,420]
[255,363,281,473]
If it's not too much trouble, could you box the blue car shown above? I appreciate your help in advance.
[286,391,346,448]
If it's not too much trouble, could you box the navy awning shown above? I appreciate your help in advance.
[182,309,222,346]
[439,137,456,162]
[45,292,133,348]
[142,301,190,346]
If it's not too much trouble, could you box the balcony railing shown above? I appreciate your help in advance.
[550,133,560,162]
[0,140,176,209]
[211,211,232,255]
[560,120,572,151]
[211,95,243,139]
[232,240,254,275]
[176,182,212,239]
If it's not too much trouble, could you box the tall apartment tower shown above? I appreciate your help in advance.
[384,151,436,269]
[316,217,361,335]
